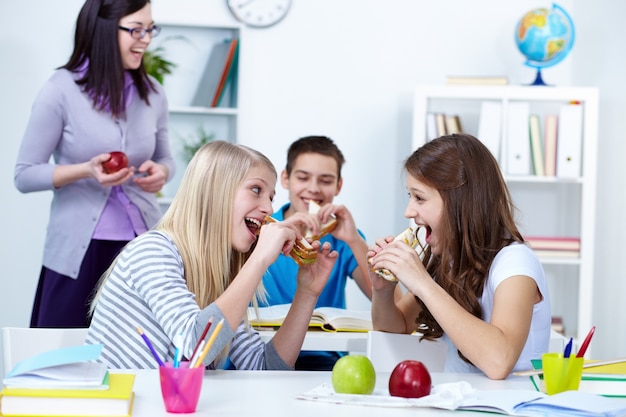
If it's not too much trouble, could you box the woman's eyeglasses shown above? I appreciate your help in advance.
[118,25,161,40]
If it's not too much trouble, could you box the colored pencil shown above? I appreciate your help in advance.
[136,326,165,367]
[192,318,224,368]
[190,316,213,363]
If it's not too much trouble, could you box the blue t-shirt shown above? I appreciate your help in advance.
[261,203,365,309]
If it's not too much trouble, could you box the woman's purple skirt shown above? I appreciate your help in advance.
[30,239,127,328]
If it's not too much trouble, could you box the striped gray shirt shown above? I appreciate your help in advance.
[86,230,290,370]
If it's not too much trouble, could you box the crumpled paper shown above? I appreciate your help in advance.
[296,381,476,409]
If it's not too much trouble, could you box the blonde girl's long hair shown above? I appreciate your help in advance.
[157,140,276,308]
[91,141,276,312]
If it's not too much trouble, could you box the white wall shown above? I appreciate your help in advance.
[1,0,624,376]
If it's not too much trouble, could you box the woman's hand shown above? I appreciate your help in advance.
[133,161,168,193]
[89,153,133,187]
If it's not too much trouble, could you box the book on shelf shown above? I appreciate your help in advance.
[446,75,509,86]
[543,114,559,176]
[434,113,447,136]
[529,114,545,176]
[0,373,135,417]
[211,37,239,107]
[525,236,581,251]
[3,344,108,390]
[476,100,502,161]
[444,114,462,134]
[529,358,626,398]
[556,102,583,178]
[191,38,237,107]
[505,101,531,175]
[533,249,580,258]
[248,304,372,332]
[426,112,438,140]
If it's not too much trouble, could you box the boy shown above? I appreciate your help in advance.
[262,136,372,370]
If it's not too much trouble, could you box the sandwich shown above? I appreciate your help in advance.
[373,226,425,282]
[264,216,318,266]
[305,201,338,241]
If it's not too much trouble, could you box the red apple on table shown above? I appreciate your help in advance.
[388,360,432,398]
[102,151,129,174]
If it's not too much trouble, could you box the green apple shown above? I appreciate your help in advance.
[331,354,376,395]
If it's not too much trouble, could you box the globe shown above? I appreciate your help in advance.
[515,3,575,85]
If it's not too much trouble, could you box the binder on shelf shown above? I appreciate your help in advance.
[444,114,462,134]
[212,38,239,107]
[529,114,545,176]
[556,102,583,178]
[477,101,502,161]
[426,112,438,140]
[505,102,531,175]
[543,114,558,176]
[435,113,447,136]
[191,38,237,107]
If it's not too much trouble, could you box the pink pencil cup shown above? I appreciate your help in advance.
[159,361,204,413]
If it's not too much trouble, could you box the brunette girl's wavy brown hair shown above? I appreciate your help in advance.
[405,133,524,363]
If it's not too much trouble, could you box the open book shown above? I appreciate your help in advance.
[248,304,372,332]
[298,382,626,416]
[3,344,108,390]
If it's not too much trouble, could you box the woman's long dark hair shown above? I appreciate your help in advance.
[406,134,524,363]
[62,0,156,117]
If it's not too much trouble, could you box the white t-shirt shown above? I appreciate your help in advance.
[442,242,551,374]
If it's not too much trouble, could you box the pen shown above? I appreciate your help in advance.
[136,326,165,367]
[563,337,573,358]
[173,333,183,368]
[190,316,213,363]
[576,325,596,358]
[192,318,224,368]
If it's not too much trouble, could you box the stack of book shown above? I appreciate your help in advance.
[1,344,135,417]
[525,236,581,259]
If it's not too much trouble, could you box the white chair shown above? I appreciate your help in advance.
[366,330,447,373]
[2,327,88,376]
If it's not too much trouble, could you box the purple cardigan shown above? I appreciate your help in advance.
[14,69,175,278]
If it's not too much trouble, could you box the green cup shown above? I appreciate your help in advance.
[542,352,584,395]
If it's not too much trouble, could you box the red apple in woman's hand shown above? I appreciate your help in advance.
[388,360,432,398]
[102,151,129,174]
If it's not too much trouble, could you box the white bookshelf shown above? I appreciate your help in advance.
[412,85,599,348]
[153,22,241,201]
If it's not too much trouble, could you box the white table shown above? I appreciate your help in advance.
[128,369,534,416]
[256,329,368,352]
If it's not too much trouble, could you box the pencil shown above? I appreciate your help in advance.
[192,318,224,368]
[136,326,165,367]
[190,316,213,363]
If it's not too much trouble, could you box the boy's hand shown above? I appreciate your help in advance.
[317,203,360,244]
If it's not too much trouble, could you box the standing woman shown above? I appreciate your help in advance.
[14,0,175,328]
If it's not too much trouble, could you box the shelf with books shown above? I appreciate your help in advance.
[152,21,241,202]
[412,85,599,350]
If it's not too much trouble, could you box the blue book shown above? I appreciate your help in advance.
[3,344,109,390]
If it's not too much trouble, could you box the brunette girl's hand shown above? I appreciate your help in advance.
[367,236,399,293]
[89,153,133,186]
[369,239,425,295]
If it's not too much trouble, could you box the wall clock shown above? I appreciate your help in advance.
[226,0,292,28]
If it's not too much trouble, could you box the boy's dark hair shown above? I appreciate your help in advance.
[285,136,345,179]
